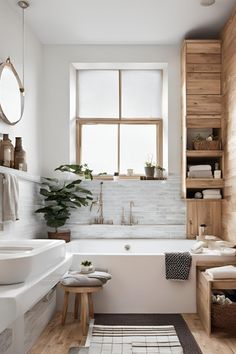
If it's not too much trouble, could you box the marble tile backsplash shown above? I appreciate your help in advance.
[68,175,187,239]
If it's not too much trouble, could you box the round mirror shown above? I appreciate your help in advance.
[0,58,24,125]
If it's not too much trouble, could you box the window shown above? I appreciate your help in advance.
[76,69,163,175]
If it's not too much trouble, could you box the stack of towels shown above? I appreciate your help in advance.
[61,269,112,287]
[202,189,222,199]
[206,265,236,280]
[188,165,212,178]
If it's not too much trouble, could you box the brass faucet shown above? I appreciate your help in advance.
[129,201,135,226]
[90,182,104,224]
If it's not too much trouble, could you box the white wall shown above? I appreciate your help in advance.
[0,1,46,239]
[0,0,43,175]
[42,44,181,176]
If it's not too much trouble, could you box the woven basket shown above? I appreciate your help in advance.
[212,303,236,329]
[193,140,221,150]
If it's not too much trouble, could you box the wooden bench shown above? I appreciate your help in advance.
[197,270,236,335]
[61,285,102,335]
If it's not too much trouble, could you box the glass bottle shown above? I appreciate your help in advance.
[14,137,27,171]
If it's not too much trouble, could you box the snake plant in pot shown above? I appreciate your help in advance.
[35,164,93,242]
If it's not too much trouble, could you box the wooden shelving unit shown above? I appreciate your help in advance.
[182,40,224,238]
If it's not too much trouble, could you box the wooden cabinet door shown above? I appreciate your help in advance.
[187,201,222,238]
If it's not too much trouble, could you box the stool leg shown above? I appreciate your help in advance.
[61,291,69,325]
[88,293,94,319]
[81,293,88,335]
[74,293,80,319]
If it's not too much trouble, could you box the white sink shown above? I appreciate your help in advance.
[0,239,66,284]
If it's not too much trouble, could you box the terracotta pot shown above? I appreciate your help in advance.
[48,230,71,243]
[144,166,155,178]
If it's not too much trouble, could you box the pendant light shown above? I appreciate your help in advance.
[17,0,30,93]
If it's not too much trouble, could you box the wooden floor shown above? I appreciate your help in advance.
[29,312,236,354]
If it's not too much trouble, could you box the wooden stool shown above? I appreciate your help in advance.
[61,285,102,335]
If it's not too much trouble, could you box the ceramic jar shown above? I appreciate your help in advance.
[14,137,27,171]
[0,134,14,168]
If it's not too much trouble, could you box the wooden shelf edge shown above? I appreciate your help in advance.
[186,198,223,202]
[187,118,221,128]
[186,178,224,189]
[187,150,223,157]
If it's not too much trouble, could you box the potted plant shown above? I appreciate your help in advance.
[35,164,93,242]
[144,156,155,178]
[155,165,165,179]
[81,260,93,273]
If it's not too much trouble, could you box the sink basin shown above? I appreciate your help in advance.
[0,239,66,285]
[0,247,33,254]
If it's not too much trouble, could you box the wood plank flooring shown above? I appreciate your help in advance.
[29,312,236,354]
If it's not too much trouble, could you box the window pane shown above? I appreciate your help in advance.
[121,70,162,118]
[81,125,118,174]
[78,70,119,118]
[120,125,157,174]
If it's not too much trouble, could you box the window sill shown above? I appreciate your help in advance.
[92,175,167,181]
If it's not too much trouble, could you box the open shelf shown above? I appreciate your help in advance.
[186,178,224,189]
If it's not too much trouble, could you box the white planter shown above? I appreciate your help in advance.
[155,169,163,178]
[81,265,93,273]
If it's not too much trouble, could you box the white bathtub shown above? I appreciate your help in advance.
[66,239,235,314]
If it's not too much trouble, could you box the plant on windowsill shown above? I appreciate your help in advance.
[35,164,93,242]
[144,155,155,178]
[155,165,165,179]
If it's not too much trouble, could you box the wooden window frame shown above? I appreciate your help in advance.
[76,69,163,176]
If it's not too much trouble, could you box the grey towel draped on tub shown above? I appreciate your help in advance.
[165,252,192,280]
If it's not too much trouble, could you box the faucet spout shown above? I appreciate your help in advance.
[129,201,135,226]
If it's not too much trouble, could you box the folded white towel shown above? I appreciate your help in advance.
[191,241,206,253]
[203,195,222,199]
[206,265,236,279]
[189,165,212,171]
[188,171,213,178]
[220,248,236,256]
[3,174,19,222]
[202,189,221,195]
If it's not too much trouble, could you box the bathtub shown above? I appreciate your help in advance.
[65,239,234,314]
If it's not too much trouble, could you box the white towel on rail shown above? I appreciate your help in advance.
[3,174,19,221]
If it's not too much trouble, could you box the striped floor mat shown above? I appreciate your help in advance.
[75,320,183,353]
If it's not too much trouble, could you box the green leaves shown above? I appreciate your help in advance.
[35,165,93,232]
[55,164,93,180]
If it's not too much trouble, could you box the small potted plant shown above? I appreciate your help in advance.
[35,164,93,242]
[81,260,93,273]
[155,165,165,179]
[144,155,155,178]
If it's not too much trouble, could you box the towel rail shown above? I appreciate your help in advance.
[0,167,41,184]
